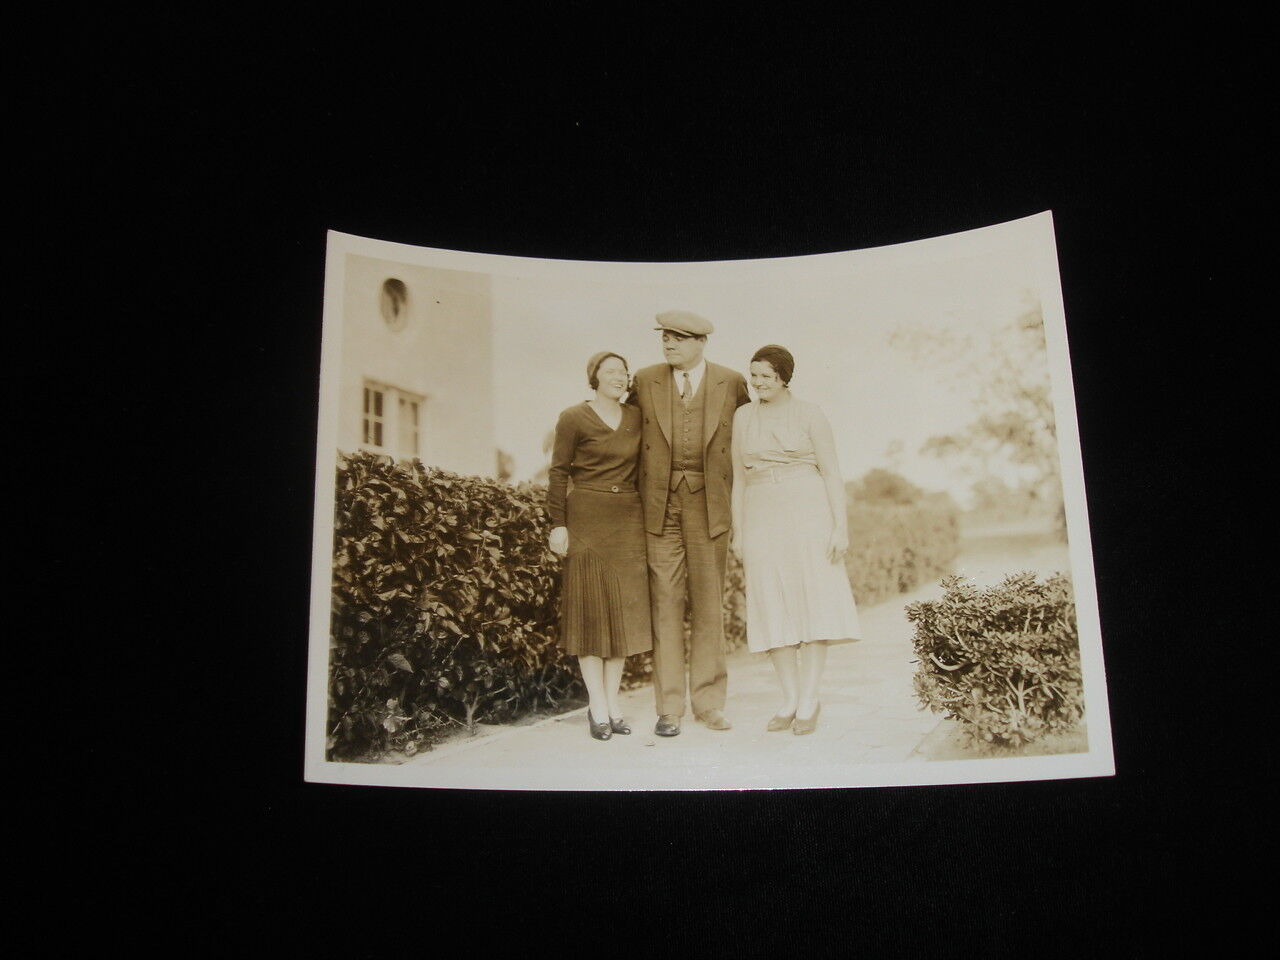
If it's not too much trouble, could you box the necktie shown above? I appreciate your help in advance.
[682,372,691,401]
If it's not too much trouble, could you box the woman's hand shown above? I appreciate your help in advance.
[827,528,848,564]
[548,526,569,557]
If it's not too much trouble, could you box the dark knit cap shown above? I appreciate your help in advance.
[750,344,795,385]
[586,351,628,389]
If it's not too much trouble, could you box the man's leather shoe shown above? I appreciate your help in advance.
[694,709,732,731]
[655,715,681,737]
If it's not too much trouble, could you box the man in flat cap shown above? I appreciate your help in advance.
[629,311,750,736]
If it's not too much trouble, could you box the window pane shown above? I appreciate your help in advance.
[398,399,415,456]
[363,418,370,444]
[374,422,382,446]
[373,390,383,416]
[363,387,369,414]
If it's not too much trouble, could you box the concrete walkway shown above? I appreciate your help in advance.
[396,523,1072,790]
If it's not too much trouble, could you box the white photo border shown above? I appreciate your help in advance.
[304,212,1115,790]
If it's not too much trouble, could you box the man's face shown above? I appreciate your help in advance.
[661,330,706,370]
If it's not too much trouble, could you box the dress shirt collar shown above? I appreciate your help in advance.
[671,359,707,395]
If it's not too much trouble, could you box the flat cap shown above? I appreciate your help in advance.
[654,310,714,337]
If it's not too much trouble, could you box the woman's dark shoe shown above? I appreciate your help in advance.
[610,717,632,735]
[588,710,613,741]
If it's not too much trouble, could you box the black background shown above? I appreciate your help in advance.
[52,9,1264,954]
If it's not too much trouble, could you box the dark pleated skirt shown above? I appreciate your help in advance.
[559,488,653,658]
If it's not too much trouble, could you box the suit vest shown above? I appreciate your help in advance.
[670,371,706,492]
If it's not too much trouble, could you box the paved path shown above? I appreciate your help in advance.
[395,524,1071,790]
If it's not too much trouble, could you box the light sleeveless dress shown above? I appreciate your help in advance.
[738,398,861,653]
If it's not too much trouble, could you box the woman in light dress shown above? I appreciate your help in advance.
[730,345,861,735]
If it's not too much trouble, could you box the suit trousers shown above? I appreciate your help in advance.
[647,477,729,717]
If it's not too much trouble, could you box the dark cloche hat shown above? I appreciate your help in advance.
[586,350,627,388]
[654,310,714,337]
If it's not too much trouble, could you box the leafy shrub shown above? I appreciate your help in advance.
[906,572,1083,752]
[845,499,960,607]
[328,452,577,761]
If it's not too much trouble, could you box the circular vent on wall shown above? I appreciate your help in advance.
[379,278,409,331]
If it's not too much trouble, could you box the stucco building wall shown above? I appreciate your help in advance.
[340,255,494,477]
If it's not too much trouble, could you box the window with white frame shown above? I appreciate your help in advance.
[362,380,426,459]
[363,385,385,448]
[398,395,420,458]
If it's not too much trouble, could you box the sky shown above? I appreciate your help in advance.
[489,238,1051,507]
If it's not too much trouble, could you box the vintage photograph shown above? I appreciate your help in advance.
[304,212,1113,790]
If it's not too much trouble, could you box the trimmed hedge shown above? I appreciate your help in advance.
[327,454,960,760]
[328,452,574,761]
[906,573,1083,751]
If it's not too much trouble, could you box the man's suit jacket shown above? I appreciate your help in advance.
[629,361,751,538]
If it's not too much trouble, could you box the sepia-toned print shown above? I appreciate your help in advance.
[304,212,1113,790]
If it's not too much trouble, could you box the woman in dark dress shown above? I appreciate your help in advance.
[547,352,653,741]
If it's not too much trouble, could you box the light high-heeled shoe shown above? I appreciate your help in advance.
[793,703,821,736]
[766,711,796,732]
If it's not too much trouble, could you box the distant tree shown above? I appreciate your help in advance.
[892,305,1065,536]
[969,475,1038,520]
[495,448,515,482]
[848,468,924,505]
[531,428,556,486]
